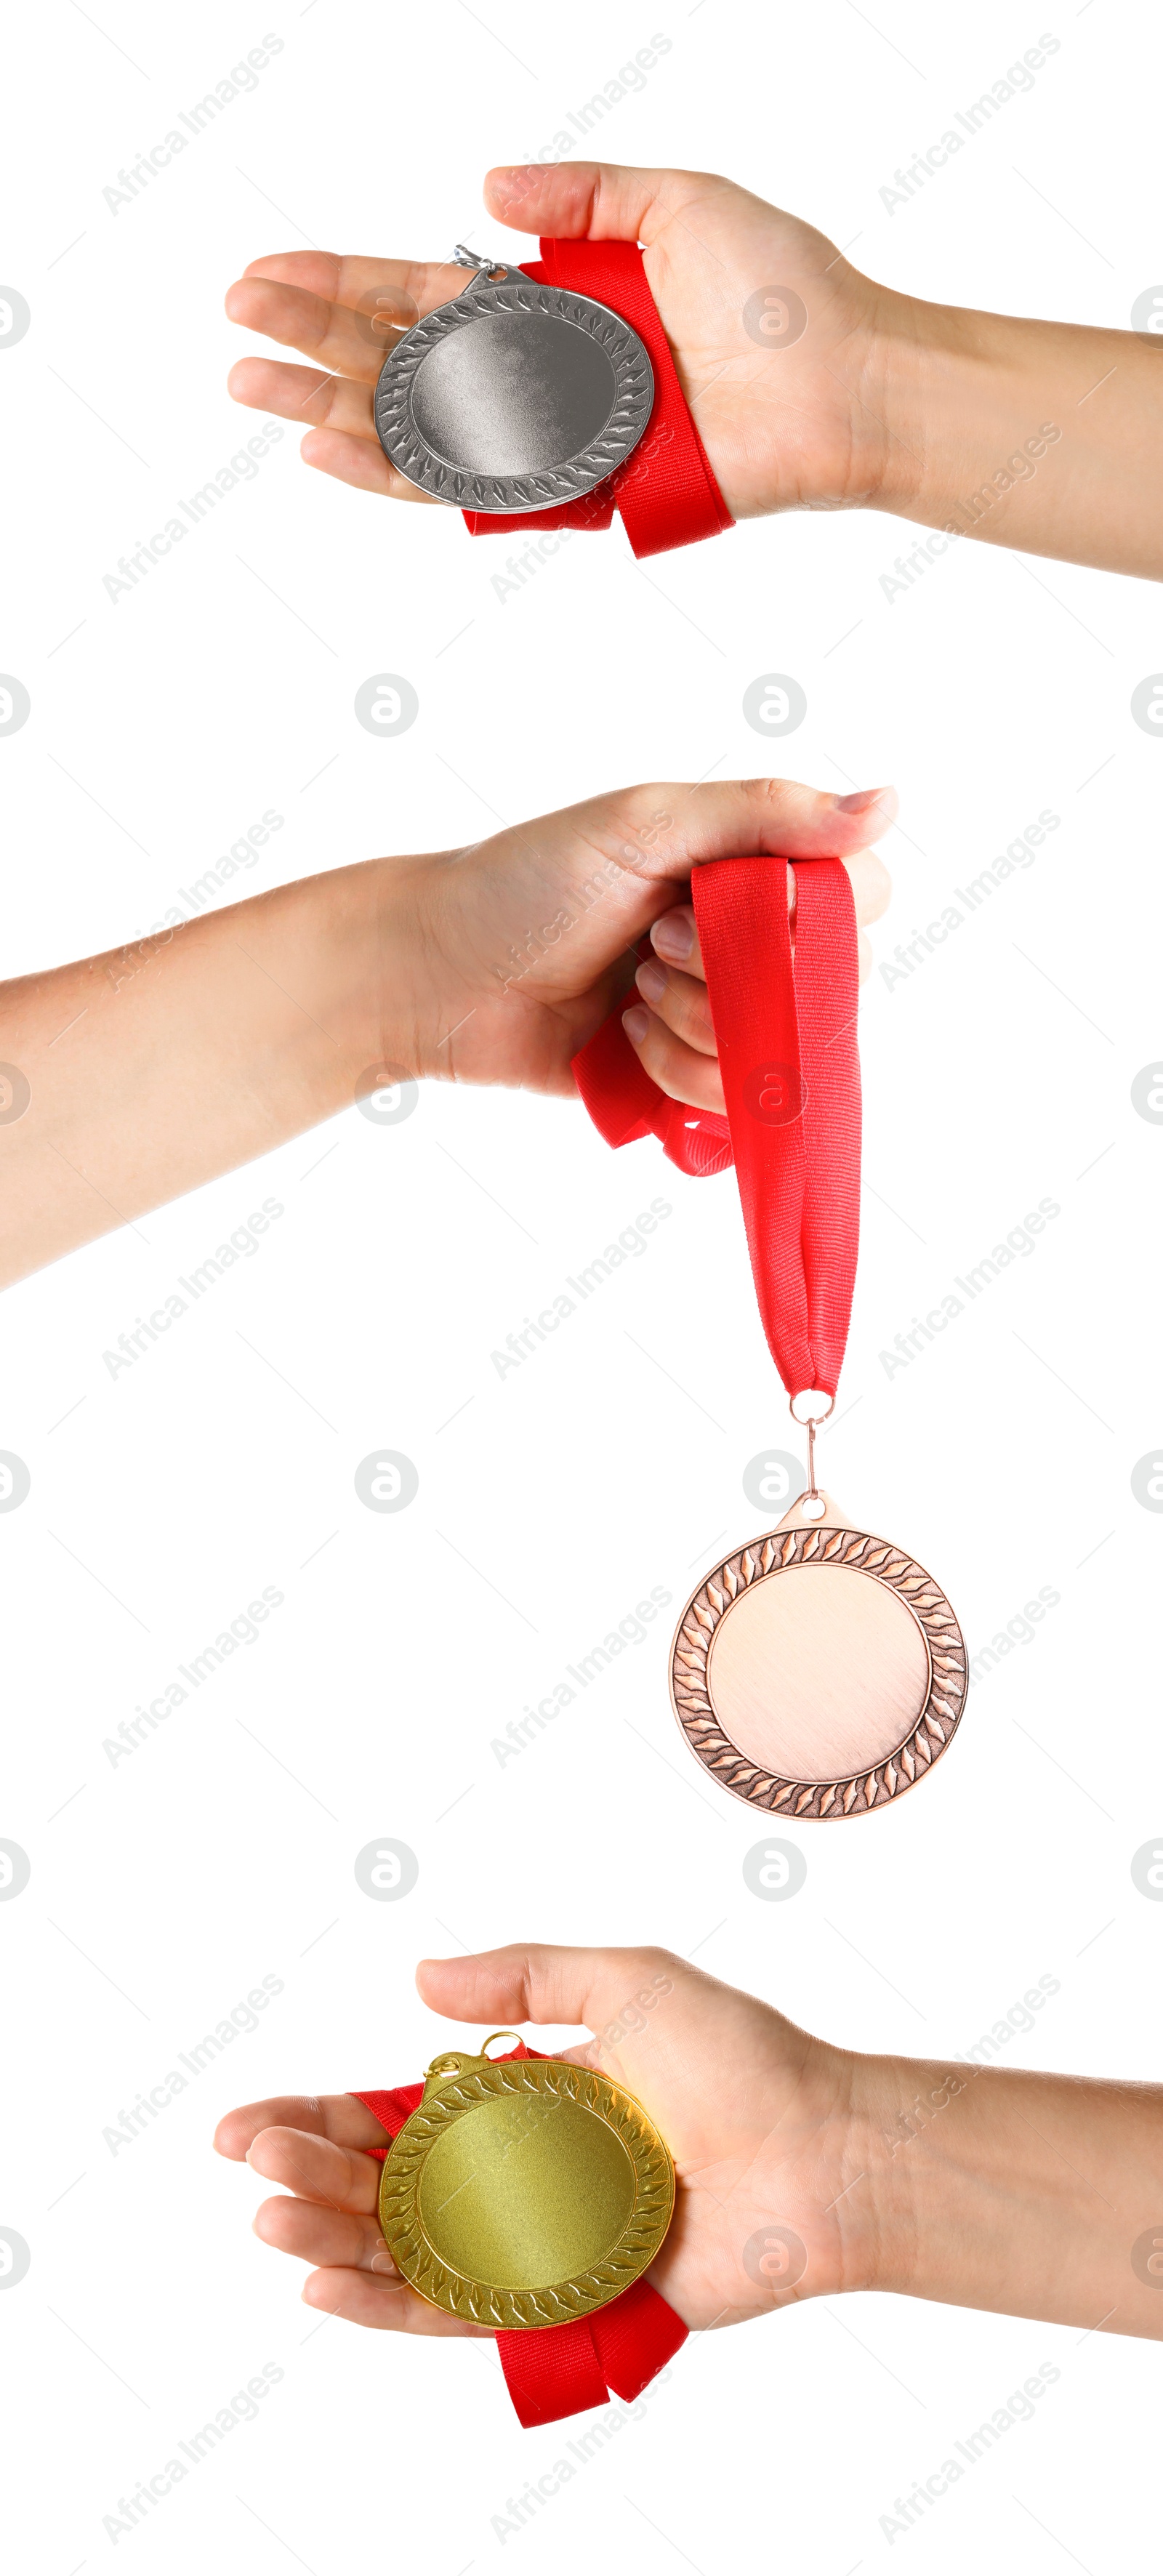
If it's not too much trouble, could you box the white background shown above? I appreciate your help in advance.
[2,1,1162,2569]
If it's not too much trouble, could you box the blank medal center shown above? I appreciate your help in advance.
[409,315,619,475]
[707,1564,930,1779]
[416,2096,637,2290]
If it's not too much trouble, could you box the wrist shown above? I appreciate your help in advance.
[368,847,501,1084]
[844,283,1052,531]
[746,2037,919,2306]
[857,294,1138,572]
[323,850,440,1087]
[856,288,969,525]
[762,270,957,524]
[831,2048,909,2298]
[822,2045,947,2302]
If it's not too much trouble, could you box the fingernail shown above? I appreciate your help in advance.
[636,958,667,1003]
[835,784,895,813]
[651,914,693,963]
[622,1006,650,1045]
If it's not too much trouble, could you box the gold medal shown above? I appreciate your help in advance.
[377,2036,675,2329]
[670,1462,967,1821]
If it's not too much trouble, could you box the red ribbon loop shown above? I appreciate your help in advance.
[497,2273,687,2429]
[571,855,861,1399]
[352,2053,687,2429]
[462,239,732,559]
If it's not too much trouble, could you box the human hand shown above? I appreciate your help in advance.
[225,161,898,522]
[401,774,893,1108]
[217,1942,1163,2347]
[0,774,889,1285]
[214,1943,875,2336]
[226,155,1163,578]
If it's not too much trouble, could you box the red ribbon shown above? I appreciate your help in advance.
[571,856,861,1399]
[462,238,732,560]
[353,2048,687,2429]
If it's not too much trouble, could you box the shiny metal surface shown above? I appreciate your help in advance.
[417,2090,637,2290]
[707,1560,931,1780]
[374,255,653,512]
[378,2042,675,2328]
[670,1489,967,1819]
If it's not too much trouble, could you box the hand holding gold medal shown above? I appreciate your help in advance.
[214,1944,874,2426]
[217,1943,1163,2436]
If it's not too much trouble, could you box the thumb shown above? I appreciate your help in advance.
[416,1942,677,2040]
[484,161,674,246]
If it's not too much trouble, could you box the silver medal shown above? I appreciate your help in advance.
[374,247,654,513]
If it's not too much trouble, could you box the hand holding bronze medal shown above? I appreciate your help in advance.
[572,856,967,1820]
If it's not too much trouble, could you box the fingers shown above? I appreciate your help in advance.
[225,273,400,385]
[225,254,470,380]
[237,253,419,304]
[242,2123,381,2213]
[632,776,898,874]
[501,776,895,991]
[416,1943,680,2039]
[300,426,435,499]
[227,355,376,441]
[834,845,891,932]
[627,942,876,1106]
[238,253,470,317]
[650,905,699,970]
[624,944,723,1103]
[647,845,891,988]
[546,781,896,941]
[627,837,889,1105]
[226,361,438,500]
[299,2266,487,2335]
[622,1007,725,1114]
[228,2099,488,2335]
[633,957,715,1058]
[224,259,459,501]
[254,2191,390,2273]
[213,2092,388,2162]
[485,161,696,250]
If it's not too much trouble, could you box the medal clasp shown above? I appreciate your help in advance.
[451,243,516,286]
[789,1388,835,1521]
[420,2031,524,2096]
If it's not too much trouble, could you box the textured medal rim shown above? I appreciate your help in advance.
[373,277,655,511]
[377,2056,675,2329]
[669,1525,968,1820]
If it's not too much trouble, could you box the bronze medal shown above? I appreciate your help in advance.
[377,2037,675,2328]
[670,1466,967,1820]
[571,853,970,1823]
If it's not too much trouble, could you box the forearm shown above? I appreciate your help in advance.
[861,2048,1163,2338]
[872,289,1163,576]
[0,856,428,1286]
